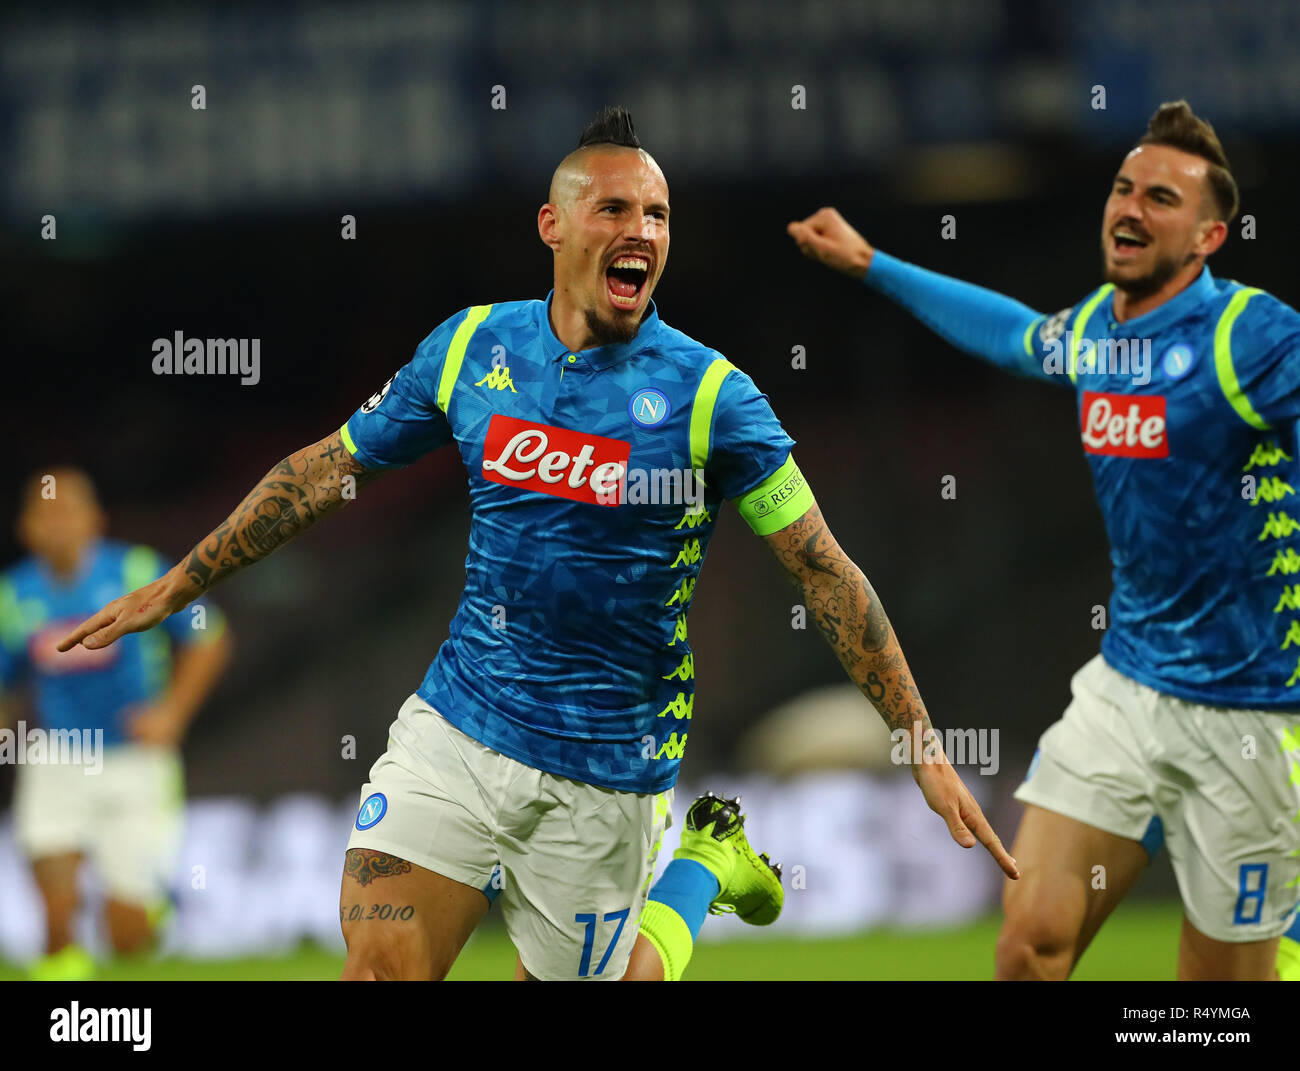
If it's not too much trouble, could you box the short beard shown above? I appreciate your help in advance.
[582,305,642,348]
[1101,243,1195,303]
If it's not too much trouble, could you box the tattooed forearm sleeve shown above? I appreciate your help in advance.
[183,430,377,594]
[765,504,935,744]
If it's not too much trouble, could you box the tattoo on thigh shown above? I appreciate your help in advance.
[344,848,412,887]
[340,903,416,923]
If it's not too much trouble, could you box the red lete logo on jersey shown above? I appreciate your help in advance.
[482,414,631,506]
[1080,391,1168,458]
[29,621,119,673]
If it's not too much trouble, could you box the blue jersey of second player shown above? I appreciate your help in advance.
[866,252,1300,710]
[1021,267,1300,708]
[0,539,225,745]
[342,295,794,792]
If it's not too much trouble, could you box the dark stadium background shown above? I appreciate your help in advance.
[1,0,1296,976]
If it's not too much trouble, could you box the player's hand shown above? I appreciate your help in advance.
[57,568,196,653]
[913,754,1020,880]
[126,701,187,748]
[786,207,875,280]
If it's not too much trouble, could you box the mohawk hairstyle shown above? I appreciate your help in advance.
[1135,100,1239,222]
[577,105,641,151]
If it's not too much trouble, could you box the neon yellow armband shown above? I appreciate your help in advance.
[735,455,814,536]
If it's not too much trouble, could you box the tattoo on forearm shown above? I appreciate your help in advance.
[770,505,931,739]
[183,432,374,592]
[344,849,413,887]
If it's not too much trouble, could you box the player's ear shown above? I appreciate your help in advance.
[1196,216,1228,257]
[538,203,562,253]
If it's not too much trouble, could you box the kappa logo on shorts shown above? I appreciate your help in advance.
[355,792,387,831]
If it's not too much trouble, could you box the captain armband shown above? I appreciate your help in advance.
[735,455,815,536]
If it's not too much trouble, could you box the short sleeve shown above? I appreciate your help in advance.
[1223,294,1300,428]
[706,366,797,500]
[341,309,472,469]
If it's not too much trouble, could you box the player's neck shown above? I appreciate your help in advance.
[41,541,94,582]
[1112,261,1204,324]
[549,288,596,352]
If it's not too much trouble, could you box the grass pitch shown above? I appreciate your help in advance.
[0,900,1183,980]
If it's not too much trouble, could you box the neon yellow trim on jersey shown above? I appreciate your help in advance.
[0,578,23,653]
[1215,288,1269,430]
[340,422,358,456]
[1067,285,1115,383]
[1023,316,1043,358]
[124,546,171,691]
[123,545,160,592]
[689,357,737,477]
[437,304,493,412]
[737,454,815,536]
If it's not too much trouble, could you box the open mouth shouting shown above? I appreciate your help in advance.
[1110,226,1150,261]
[605,253,651,310]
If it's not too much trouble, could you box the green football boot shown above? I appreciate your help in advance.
[675,791,784,925]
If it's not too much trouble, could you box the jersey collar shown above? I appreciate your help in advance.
[540,290,663,370]
[37,538,102,591]
[1106,265,1217,336]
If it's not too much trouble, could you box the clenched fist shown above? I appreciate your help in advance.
[787,207,876,280]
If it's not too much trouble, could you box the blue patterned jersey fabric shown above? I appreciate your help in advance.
[342,294,794,792]
[0,539,225,745]
[868,254,1300,709]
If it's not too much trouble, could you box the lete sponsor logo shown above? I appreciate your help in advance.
[1080,391,1168,458]
[482,414,631,506]
[31,622,118,672]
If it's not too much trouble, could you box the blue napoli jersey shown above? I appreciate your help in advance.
[1020,267,1300,709]
[342,295,795,792]
[0,539,226,745]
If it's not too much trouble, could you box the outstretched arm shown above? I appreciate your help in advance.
[764,498,1019,880]
[58,429,377,652]
[787,206,1058,382]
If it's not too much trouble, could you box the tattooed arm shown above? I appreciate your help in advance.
[763,500,1019,879]
[58,430,377,652]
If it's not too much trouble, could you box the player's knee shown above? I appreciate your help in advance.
[995,913,1076,980]
[105,900,156,957]
[108,925,154,958]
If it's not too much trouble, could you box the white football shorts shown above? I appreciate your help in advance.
[346,693,672,979]
[1016,654,1300,941]
[14,742,184,907]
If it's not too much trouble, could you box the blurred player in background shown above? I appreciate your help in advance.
[790,100,1300,980]
[60,106,1017,981]
[0,468,230,979]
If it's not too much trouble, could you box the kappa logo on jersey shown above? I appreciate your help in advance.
[475,366,517,392]
[1081,391,1169,458]
[482,414,631,506]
